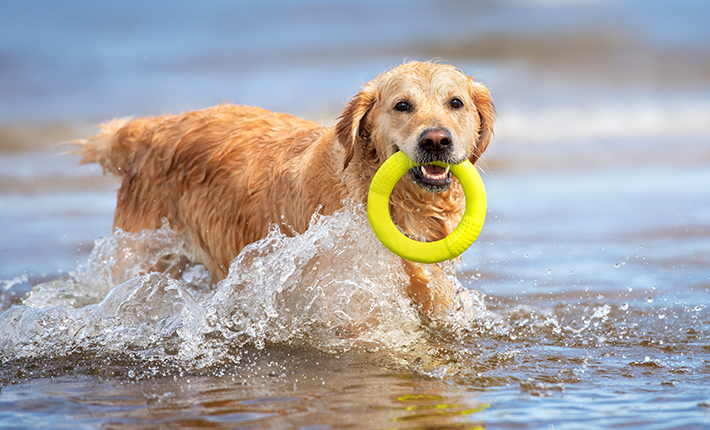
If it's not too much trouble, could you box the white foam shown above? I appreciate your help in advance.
[497,98,710,144]
[203,203,426,352]
[0,202,484,368]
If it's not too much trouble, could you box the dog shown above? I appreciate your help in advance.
[75,61,495,317]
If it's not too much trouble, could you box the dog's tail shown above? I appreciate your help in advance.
[73,117,135,176]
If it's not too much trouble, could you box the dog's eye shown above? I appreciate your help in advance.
[450,98,464,109]
[394,101,411,112]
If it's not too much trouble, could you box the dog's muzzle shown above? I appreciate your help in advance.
[409,128,455,193]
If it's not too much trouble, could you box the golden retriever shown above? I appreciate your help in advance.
[75,61,495,317]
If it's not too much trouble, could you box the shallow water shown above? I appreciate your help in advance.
[2,0,710,428]
[2,154,708,428]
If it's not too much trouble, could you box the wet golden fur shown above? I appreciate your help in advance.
[76,61,495,316]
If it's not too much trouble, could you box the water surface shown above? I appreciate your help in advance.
[1,1,709,429]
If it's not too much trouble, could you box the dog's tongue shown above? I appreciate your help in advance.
[423,165,446,176]
[410,163,451,191]
[420,164,449,186]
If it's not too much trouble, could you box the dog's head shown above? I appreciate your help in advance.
[336,61,495,193]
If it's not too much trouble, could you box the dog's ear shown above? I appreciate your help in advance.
[468,80,495,164]
[335,89,375,170]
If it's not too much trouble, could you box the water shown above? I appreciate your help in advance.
[2,164,708,430]
[2,1,710,429]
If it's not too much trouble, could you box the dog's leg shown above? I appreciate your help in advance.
[427,264,456,318]
[402,260,432,313]
[403,259,461,319]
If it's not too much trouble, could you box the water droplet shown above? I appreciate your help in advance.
[620,303,629,311]
[694,305,703,312]
[658,314,666,320]
[614,262,620,268]
[128,370,136,378]
[646,297,654,303]
[547,269,552,274]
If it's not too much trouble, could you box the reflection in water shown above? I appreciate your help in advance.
[0,348,494,429]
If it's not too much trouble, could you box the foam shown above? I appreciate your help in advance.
[0,202,484,368]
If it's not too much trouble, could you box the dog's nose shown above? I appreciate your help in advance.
[419,128,452,154]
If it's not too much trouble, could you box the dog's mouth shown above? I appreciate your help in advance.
[409,164,451,193]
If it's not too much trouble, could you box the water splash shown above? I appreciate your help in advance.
[1,202,485,369]
[203,203,426,352]
[22,219,198,309]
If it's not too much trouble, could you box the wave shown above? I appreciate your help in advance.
[496,98,710,145]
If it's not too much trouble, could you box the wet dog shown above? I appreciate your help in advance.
[76,61,495,316]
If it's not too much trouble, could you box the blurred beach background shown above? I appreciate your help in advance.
[1,1,709,428]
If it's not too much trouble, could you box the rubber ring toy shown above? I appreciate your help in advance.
[367,151,487,264]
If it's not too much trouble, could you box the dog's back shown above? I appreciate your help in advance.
[75,104,346,278]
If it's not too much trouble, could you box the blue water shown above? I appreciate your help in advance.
[1,1,710,429]
[2,0,709,122]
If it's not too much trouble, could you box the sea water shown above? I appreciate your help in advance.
[1,157,708,428]
[2,0,710,428]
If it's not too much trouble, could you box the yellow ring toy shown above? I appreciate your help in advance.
[367,151,487,264]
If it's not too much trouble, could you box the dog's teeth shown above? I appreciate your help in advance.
[419,164,450,180]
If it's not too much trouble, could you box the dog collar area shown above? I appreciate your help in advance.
[366,151,487,264]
